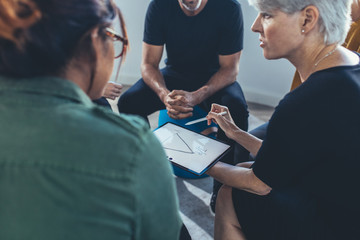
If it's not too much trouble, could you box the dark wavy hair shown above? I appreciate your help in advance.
[0,0,125,78]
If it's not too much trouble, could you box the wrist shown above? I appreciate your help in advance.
[159,89,170,103]
[193,85,210,104]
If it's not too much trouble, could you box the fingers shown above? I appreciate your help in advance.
[166,106,193,117]
[103,82,123,100]
[106,91,121,100]
[207,111,219,120]
[167,95,186,105]
[111,88,122,94]
[108,81,123,87]
[169,104,193,113]
[211,103,228,113]
[112,89,122,96]
[168,90,184,97]
[206,110,228,126]
[166,99,194,119]
[167,111,193,120]
[166,92,188,106]
[113,83,123,91]
[106,94,117,100]
[108,83,123,92]
[167,90,193,107]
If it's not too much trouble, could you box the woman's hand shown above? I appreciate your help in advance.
[102,81,123,100]
[206,103,241,140]
[207,103,263,157]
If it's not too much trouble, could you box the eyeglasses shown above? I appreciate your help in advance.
[106,27,128,58]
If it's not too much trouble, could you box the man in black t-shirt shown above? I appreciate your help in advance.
[118,0,249,214]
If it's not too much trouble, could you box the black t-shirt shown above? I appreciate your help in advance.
[143,0,244,75]
[252,64,360,237]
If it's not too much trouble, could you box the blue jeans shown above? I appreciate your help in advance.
[93,97,111,109]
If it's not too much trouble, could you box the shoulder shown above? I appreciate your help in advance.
[148,0,171,12]
[145,0,175,24]
[225,0,241,8]
[277,64,360,116]
[58,104,160,158]
[54,104,166,176]
[78,106,153,144]
[212,0,240,7]
[308,64,360,92]
[210,0,242,23]
[213,0,241,12]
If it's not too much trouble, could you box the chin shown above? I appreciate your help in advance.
[263,52,281,60]
[263,53,272,60]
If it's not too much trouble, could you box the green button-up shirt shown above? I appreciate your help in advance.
[0,76,181,240]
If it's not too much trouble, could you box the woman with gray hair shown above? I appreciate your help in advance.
[204,0,360,239]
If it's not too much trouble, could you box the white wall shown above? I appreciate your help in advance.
[114,0,296,107]
[112,0,148,85]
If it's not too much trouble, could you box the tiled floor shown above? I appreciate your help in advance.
[109,86,274,239]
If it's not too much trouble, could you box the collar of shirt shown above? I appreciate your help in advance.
[0,75,93,107]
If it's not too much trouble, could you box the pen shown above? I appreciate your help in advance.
[185,111,227,125]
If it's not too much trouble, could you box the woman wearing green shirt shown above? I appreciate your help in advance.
[0,0,182,239]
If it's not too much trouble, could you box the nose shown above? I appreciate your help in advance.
[251,14,262,33]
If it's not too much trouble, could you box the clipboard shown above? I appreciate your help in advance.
[153,122,231,176]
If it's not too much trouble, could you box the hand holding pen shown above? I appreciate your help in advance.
[185,111,227,125]
[206,104,240,140]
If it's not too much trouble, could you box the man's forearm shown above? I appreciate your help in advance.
[141,64,169,103]
[194,65,238,103]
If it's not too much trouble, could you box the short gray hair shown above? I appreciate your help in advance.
[248,0,352,45]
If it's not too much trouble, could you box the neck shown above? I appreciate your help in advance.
[62,62,92,96]
[351,1,360,22]
[313,46,337,68]
[179,0,208,16]
[352,12,360,22]
[289,42,338,82]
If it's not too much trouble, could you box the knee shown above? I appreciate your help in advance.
[235,162,253,168]
[219,88,247,109]
[226,99,248,118]
[215,185,233,213]
[117,80,153,113]
[219,94,248,119]
[117,90,138,113]
[118,90,131,107]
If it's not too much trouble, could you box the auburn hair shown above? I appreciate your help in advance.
[0,0,126,78]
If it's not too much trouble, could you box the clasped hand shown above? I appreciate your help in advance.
[164,90,197,119]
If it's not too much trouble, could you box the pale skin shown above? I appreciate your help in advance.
[352,0,360,22]
[206,5,359,240]
[140,0,241,120]
[102,81,123,100]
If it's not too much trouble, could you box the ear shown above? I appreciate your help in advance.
[90,27,102,56]
[300,5,319,34]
